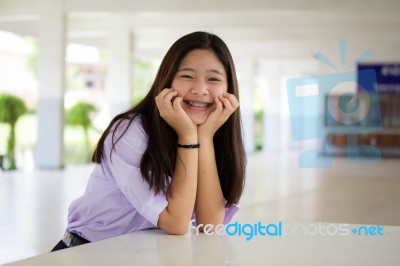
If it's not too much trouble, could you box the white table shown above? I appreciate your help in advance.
[3,222,400,266]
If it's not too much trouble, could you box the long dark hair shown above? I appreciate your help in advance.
[92,31,246,206]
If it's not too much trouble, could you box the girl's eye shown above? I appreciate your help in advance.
[181,75,193,79]
[209,77,221,82]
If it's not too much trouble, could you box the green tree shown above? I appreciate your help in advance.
[132,59,158,105]
[65,101,97,161]
[0,93,27,170]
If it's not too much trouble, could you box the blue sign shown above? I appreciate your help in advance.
[358,64,400,93]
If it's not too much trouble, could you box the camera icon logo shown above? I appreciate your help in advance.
[286,41,382,168]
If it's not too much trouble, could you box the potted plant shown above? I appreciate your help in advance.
[65,101,97,162]
[0,93,27,170]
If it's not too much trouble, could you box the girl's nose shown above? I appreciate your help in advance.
[190,80,209,95]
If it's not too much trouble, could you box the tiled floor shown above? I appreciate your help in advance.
[1,151,400,265]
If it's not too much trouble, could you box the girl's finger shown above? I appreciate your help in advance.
[223,93,240,109]
[156,88,173,100]
[155,89,172,107]
[156,90,177,115]
[219,95,234,113]
[215,97,223,112]
[172,96,184,111]
[163,91,178,104]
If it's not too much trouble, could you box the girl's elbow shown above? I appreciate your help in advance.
[158,215,190,235]
[166,228,188,235]
[163,222,189,235]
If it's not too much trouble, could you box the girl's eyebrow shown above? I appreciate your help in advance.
[177,68,195,72]
[177,68,225,76]
[208,69,225,76]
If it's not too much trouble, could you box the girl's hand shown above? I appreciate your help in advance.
[155,88,197,140]
[198,92,239,139]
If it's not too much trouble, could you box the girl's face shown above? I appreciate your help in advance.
[171,49,228,125]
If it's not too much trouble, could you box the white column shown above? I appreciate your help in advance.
[35,0,66,169]
[106,28,132,118]
[236,58,255,154]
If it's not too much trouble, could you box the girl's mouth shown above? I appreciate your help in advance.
[184,100,212,108]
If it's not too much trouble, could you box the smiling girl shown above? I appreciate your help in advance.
[52,31,246,251]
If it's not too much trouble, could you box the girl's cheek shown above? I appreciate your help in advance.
[210,87,226,98]
[171,81,186,97]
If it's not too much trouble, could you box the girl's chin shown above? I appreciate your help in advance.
[188,115,208,125]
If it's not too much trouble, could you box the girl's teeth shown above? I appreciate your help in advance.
[188,101,208,108]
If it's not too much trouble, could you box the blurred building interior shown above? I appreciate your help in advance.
[0,0,400,264]
[1,0,400,169]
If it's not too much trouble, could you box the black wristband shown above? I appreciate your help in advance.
[176,143,200,149]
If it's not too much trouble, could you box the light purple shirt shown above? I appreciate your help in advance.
[67,115,238,241]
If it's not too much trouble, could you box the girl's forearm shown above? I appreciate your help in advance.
[195,136,225,227]
[158,135,198,235]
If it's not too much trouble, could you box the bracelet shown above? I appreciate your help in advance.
[176,143,200,149]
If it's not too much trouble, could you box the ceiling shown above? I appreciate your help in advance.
[0,0,399,60]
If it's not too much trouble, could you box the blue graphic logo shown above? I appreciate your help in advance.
[286,39,382,168]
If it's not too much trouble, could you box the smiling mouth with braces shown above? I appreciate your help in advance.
[184,100,212,108]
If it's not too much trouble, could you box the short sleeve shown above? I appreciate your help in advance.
[222,204,239,224]
[103,117,168,227]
